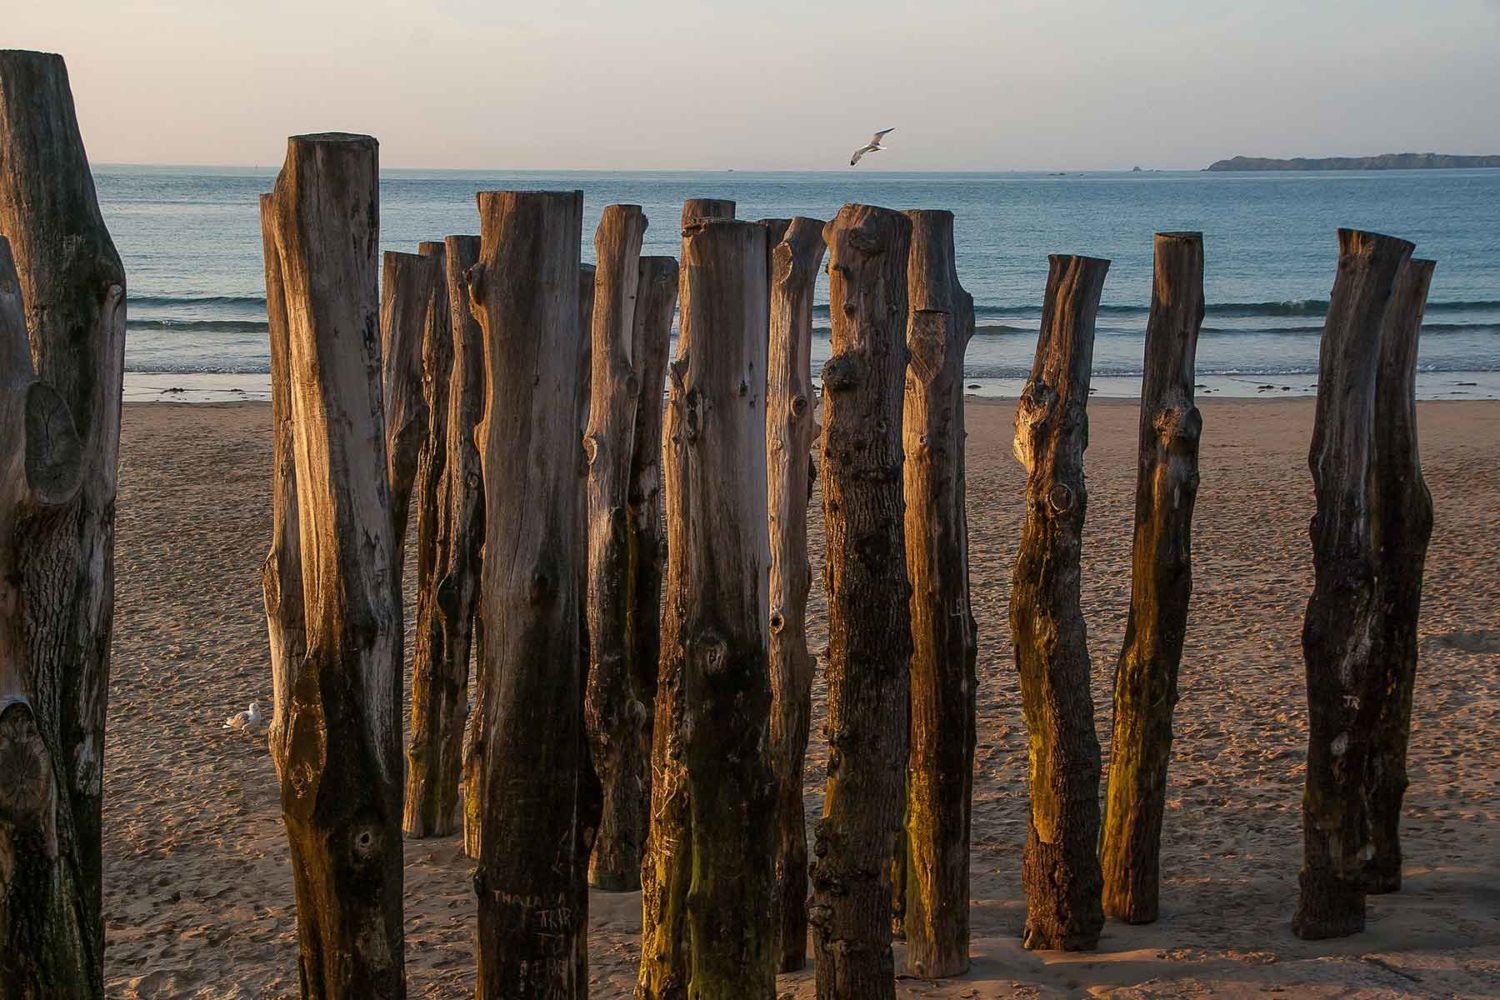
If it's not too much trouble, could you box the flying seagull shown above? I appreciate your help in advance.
[850,128,894,166]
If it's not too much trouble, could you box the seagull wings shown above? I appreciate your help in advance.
[850,128,895,166]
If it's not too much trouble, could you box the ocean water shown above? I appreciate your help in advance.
[103,165,1500,401]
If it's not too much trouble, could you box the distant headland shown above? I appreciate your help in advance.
[1206,153,1500,172]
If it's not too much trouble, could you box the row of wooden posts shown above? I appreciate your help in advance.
[0,49,1434,1000]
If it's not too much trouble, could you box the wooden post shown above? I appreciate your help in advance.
[0,50,126,997]
[625,254,679,843]
[900,209,977,977]
[468,190,590,999]
[381,249,439,565]
[640,202,736,1000]
[405,238,469,838]
[676,218,777,997]
[1294,228,1414,940]
[264,132,406,996]
[809,204,913,1000]
[584,205,649,890]
[1011,253,1110,952]
[1100,232,1204,925]
[1365,257,1436,894]
[765,216,826,973]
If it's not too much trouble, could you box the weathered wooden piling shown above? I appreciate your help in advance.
[405,238,470,839]
[1294,228,1414,940]
[264,132,406,996]
[809,204,913,1000]
[1011,254,1110,951]
[1100,232,1204,925]
[1365,258,1436,894]
[625,254,679,836]
[381,249,440,565]
[468,190,590,999]
[765,216,826,973]
[900,209,977,977]
[0,50,127,997]
[584,205,649,890]
[681,198,736,227]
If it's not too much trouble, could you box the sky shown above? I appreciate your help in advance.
[8,0,1500,171]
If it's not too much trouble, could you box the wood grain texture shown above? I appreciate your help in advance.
[1100,232,1204,925]
[1010,254,1110,951]
[765,216,825,974]
[380,250,439,569]
[1365,257,1435,894]
[809,204,913,1000]
[1294,228,1414,940]
[899,209,977,977]
[0,50,126,998]
[468,190,590,999]
[265,132,407,998]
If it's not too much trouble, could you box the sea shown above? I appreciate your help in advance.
[103,165,1500,402]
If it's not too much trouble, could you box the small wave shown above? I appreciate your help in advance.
[124,362,271,375]
[131,294,267,308]
[128,319,270,334]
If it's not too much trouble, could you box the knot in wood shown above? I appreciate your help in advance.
[350,821,383,862]
[682,388,702,441]
[695,632,728,675]
[0,699,51,824]
[583,433,601,466]
[791,394,808,416]
[1047,483,1075,514]
[821,354,864,393]
[768,609,786,634]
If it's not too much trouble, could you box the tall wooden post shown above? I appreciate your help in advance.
[0,50,126,998]
[1100,232,1204,925]
[765,216,825,973]
[1295,229,1414,940]
[809,204,913,1000]
[406,238,471,839]
[468,190,590,999]
[640,201,736,1000]
[381,250,439,564]
[585,205,649,890]
[900,209,977,977]
[625,254,679,836]
[1365,257,1435,894]
[1011,254,1110,952]
[264,132,406,997]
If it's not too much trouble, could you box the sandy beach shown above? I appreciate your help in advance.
[101,397,1500,999]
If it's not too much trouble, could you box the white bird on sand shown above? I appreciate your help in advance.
[224,701,266,731]
[850,128,894,166]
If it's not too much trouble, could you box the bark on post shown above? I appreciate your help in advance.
[381,250,439,566]
[809,204,913,1000]
[674,219,777,997]
[406,238,469,838]
[468,190,590,999]
[900,209,977,977]
[625,254,679,836]
[1100,232,1204,925]
[1365,258,1436,894]
[765,216,826,973]
[1010,254,1110,952]
[639,203,735,1000]
[264,132,406,997]
[0,50,126,998]
[584,205,649,890]
[1294,229,1414,940]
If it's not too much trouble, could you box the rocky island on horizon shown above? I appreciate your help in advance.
[1207,152,1500,171]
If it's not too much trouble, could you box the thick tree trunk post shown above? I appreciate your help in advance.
[584,205,649,890]
[263,132,406,997]
[809,204,913,1000]
[625,254,679,837]
[261,193,306,785]
[468,190,590,999]
[405,238,468,838]
[764,216,826,973]
[1100,232,1205,925]
[1011,254,1110,952]
[0,235,88,995]
[1294,229,1414,940]
[673,218,777,998]
[900,209,977,977]
[0,51,126,998]
[639,204,735,1000]
[381,250,439,569]
[1365,258,1436,895]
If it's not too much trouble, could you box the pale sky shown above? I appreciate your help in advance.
[9,0,1500,170]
